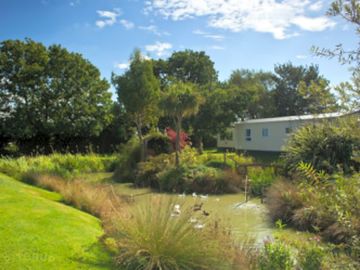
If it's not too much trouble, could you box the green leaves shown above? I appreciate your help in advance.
[112,49,160,137]
[0,39,112,140]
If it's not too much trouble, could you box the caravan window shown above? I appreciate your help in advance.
[262,128,269,137]
[245,129,251,141]
[285,127,292,134]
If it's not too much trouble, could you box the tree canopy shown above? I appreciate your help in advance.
[112,49,160,140]
[0,39,112,142]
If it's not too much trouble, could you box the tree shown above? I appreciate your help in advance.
[0,39,113,152]
[272,63,335,116]
[160,81,202,166]
[335,67,360,111]
[297,79,338,114]
[227,69,276,118]
[166,50,218,87]
[190,87,239,152]
[112,49,160,160]
[313,0,360,112]
[154,50,218,150]
[313,0,360,65]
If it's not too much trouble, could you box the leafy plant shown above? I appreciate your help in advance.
[259,241,294,270]
[299,245,324,270]
[282,118,360,174]
[248,167,276,195]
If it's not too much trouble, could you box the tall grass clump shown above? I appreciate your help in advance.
[0,153,117,181]
[111,197,241,269]
[34,174,127,221]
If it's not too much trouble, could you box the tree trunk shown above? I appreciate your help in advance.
[198,136,204,154]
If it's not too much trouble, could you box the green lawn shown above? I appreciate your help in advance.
[0,173,113,270]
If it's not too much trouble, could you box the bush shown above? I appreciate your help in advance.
[298,245,324,270]
[113,137,141,182]
[145,132,172,156]
[259,241,294,270]
[112,197,238,269]
[248,167,277,196]
[266,179,303,223]
[282,118,360,174]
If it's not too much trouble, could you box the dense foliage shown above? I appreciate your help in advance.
[282,118,360,174]
[0,39,113,153]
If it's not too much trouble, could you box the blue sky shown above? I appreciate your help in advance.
[0,0,357,97]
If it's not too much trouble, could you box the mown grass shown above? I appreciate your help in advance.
[0,173,113,270]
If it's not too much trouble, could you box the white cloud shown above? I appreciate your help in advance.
[145,41,172,56]
[308,1,323,11]
[120,19,135,29]
[210,45,225,50]
[114,62,130,70]
[292,16,336,31]
[193,29,224,41]
[146,0,336,40]
[96,9,120,28]
[139,25,170,36]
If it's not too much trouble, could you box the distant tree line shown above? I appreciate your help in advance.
[0,38,348,156]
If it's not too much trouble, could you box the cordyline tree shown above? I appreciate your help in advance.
[112,49,160,161]
[0,38,113,152]
[160,81,202,167]
[153,50,218,151]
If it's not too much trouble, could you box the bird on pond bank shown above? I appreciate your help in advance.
[202,210,210,216]
[171,204,181,217]
[193,202,203,211]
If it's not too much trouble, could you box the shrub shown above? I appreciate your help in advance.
[248,167,277,196]
[266,179,303,223]
[112,197,237,269]
[135,154,173,188]
[113,137,141,182]
[298,245,324,270]
[157,165,228,193]
[282,118,360,174]
[259,241,294,270]
[145,132,172,156]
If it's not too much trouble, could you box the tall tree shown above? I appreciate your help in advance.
[166,50,218,87]
[160,81,202,166]
[112,49,160,160]
[272,63,335,116]
[154,50,218,150]
[0,39,112,151]
[228,69,276,118]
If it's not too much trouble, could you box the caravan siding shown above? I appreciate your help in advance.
[235,120,305,152]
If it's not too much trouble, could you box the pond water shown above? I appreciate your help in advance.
[115,183,273,244]
[79,173,273,243]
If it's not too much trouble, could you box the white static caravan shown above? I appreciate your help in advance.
[217,112,343,152]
